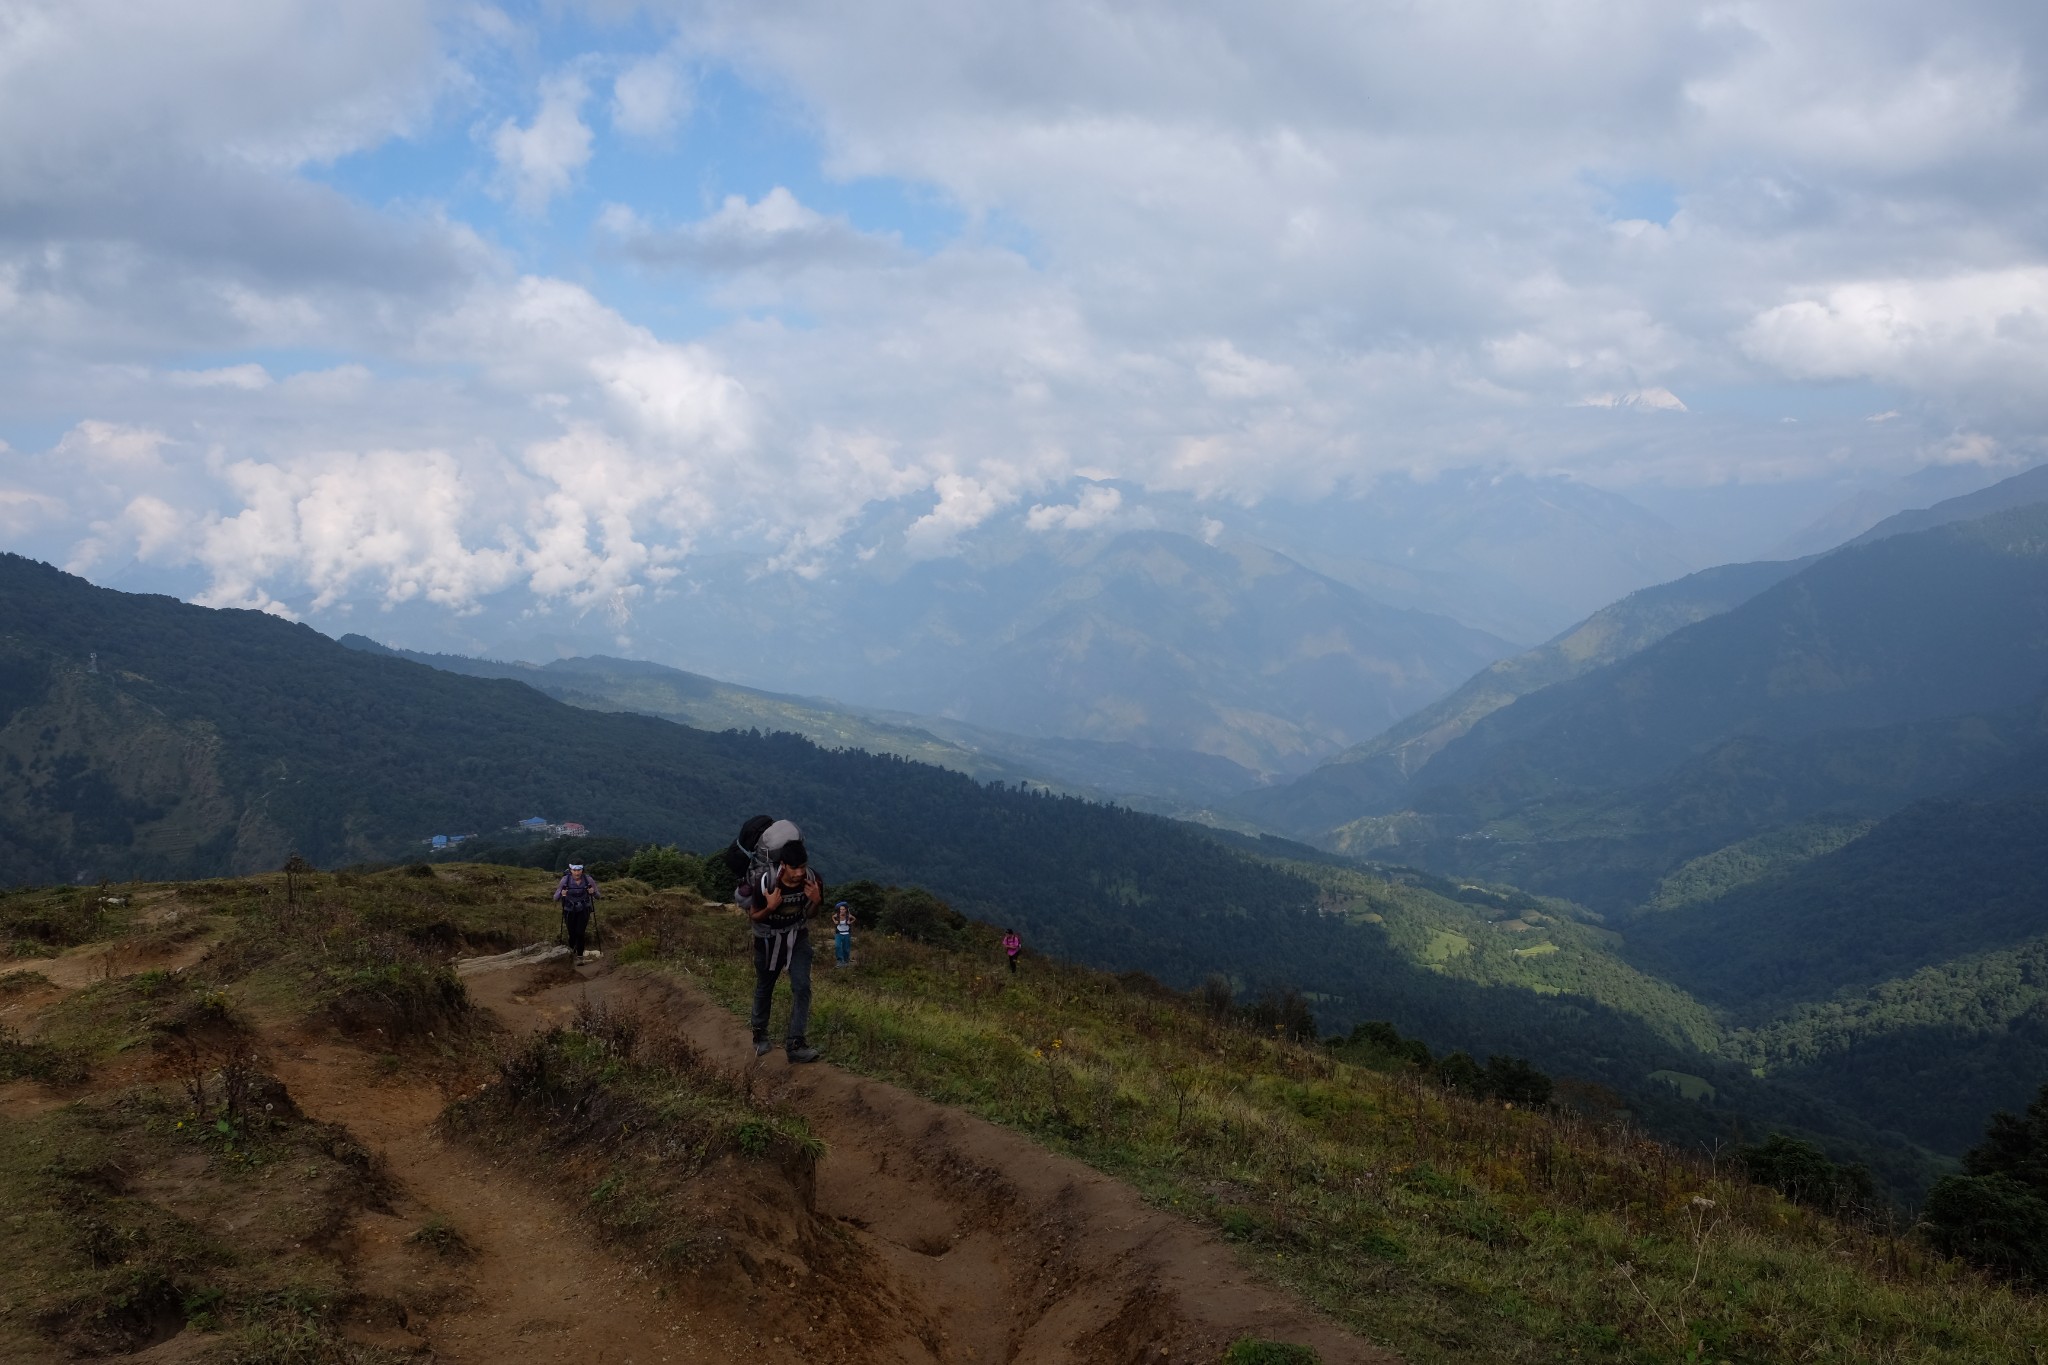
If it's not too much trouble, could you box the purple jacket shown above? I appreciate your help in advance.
[554,872,599,909]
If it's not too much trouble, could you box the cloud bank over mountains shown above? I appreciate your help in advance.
[2,0,2045,624]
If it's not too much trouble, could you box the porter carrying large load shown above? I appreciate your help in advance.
[724,814,802,912]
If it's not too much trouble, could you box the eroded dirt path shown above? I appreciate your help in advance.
[467,959,1396,1365]
[264,1036,789,1365]
[11,940,1392,1364]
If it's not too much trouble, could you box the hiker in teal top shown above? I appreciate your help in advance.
[832,901,854,967]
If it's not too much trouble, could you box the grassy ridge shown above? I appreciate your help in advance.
[644,908,2048,1365]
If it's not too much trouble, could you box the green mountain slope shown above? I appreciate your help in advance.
[336,638,1263,811]
[1250,463,2048,845]
[1732,935,2048,1154]
[1627,796,2048,1014]
[1352,696,2048,911]
[1416,502,2048,807]
[1845,461,2048,549]
[1228,556,1808,834]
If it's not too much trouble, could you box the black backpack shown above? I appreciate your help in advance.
[726,815,775,909]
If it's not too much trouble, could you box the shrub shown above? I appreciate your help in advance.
[1922,1173,2048,1282]
[1922,1080,2048,1280]
[831,879,889,928]
[1481,1054,1554,1107]
[1741,1134,1877,1219]
[0,1024,88,1084]
[875,886,967,946]
[1334,1020,1433,1072]
[627,844,704,891]
[1245,985,1317,1043]
[1434,1050,1484,1094]
[1224,1340,1320,1365]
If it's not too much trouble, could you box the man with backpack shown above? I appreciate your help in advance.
[743,821,823,1063]
[553,863,600,963]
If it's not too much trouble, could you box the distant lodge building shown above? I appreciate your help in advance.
[426,833,477,851]
[510,817,590,838]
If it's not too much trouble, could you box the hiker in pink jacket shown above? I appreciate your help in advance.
[1002,928,1021,975]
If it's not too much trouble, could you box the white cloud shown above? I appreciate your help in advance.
[0,487,66,536]
[192,449,522,613]
[904,473,1008,557]
[492,72,594,214]
[1927,431,2005,467]
[1741,268,2048,404]
[611,54,690,138]
[1026,483,1123,531]
[1574,388,1689,413]
[169,364,273,391]
[54,420,170,470]
[607,187,902,273]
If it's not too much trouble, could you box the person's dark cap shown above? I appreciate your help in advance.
[778,839,808,868]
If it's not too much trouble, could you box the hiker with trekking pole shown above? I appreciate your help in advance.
[723,817,824,1063]
[553,863,600,964]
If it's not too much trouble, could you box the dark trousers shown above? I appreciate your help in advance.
[750,926,813,1042]
[562,908,591,958]
[1007,953,1018,974]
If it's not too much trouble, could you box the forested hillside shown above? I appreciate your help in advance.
[1277,495,2048,1180]
[339,638,1262,810]
[1256,463,2048,848]
[1628,796,2048,1012]
[1229,555,1809,834]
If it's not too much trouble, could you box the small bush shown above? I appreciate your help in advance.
[1480,1055,1553,1107]
[1922,1173,2048,1282]
[0,1024,88,1084]
[626,845,705,891]
[1741,1134,1877,1219]
[1224,1340,1320,1365]
[1244,985,1318,1042]
[405,1217,473,1261]
[874,886,967,946]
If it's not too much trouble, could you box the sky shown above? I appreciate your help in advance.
[2,0,2046,624]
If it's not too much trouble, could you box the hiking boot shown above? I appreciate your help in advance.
[786,1040,821,1064]
[753,1033,773,1057]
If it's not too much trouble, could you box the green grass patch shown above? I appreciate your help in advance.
[650,910,2048,1365]
[1423,930,1471,963]
[1649,1070,1717,1102]
[0,1081,384,1360]
[1226,1341,1321,1365]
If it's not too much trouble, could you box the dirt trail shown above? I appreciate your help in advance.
[10,938,1392,1363]
[466,959,1397,1365]
[262,1034,788,1365]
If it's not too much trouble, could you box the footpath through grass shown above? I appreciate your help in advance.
[648,909,2048,1365]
